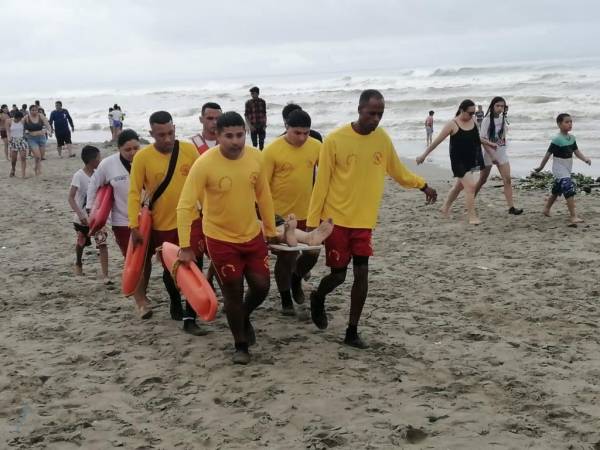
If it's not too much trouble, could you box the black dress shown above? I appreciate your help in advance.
[449,120,484,178]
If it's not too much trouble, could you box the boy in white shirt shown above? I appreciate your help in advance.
[68,145,110,281]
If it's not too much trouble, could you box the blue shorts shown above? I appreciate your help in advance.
[551,177,576,199]
[26,135,48,150]
[112,120,122,129]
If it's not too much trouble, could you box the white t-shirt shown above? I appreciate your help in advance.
[480,116,508,148]
[71,169,92,223]
[110,109,124,122]
[87,153,131,226]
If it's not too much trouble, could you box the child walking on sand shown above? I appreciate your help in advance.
[534,113,591,224]
[68,145,110,282]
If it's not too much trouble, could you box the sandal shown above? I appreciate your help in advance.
[137,304,153,320]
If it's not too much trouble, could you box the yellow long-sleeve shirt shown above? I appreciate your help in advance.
[306,124,426,229]
[177,145,277,247]
[262,136,320,219]
[128,141,199,231]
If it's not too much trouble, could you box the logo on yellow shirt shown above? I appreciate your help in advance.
[275,162,294,178]
[373,152,383,166]
[249,171,259,185]
[218,176,233,191]
[180,164,191,176]
[346,154,357,166]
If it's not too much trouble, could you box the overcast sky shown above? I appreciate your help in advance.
[3,0,600,95]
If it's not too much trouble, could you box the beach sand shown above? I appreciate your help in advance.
[1,144,599,449]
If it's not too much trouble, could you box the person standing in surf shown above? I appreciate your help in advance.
[474,97,523,215]
[417,99,497,225]
[307,89,437,349]
[475,104,484,129]
[425,110,434,146]
[128,111,206,335]
[244,86,267,149]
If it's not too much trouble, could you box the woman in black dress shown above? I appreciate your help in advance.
[416,99,497,225]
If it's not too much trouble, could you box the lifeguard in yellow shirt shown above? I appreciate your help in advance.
[177,112,278,365]
[263,109,322,316]
[306,90,438,349]
[128,111,206,336]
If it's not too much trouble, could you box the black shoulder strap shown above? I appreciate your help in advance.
[149,140,179,210]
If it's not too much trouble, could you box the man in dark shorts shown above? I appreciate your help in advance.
[306,89,437,349]
[49,101,75,157]
[244,86,267,149]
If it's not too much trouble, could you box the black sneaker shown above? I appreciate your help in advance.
[310,292,328,330]
[508,207,523,215]
[183,320,208,336]
[245,319,256,346]
[343,334,369,349]
[291,274,305,305]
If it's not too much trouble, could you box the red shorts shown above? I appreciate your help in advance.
[205,232,269,283]
[324,225,373,268]
[152,219,204,268]
[112,226,130,257]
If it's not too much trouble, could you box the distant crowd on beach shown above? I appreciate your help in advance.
[3,86,592,364]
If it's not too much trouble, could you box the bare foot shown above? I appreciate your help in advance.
[570,216,584,224]
[440,206,450,219]
[74,264,83,276]
[543,209,551,217]
[103,277,113,285]
[468,216,481,226]
[306,218,334,246]
[284,214,298,247]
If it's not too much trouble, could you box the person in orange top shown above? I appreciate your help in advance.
[263,109,321,315]
[128,111,205,336]
[306,89,438,349]
[177,111,278,365]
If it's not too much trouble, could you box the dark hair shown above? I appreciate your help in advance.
[484,97,506,142]
[286,109,311,128]
[13,111,23,120]
[29,104,38,111]
[149,110,173,126]
[250,86,260,94]
[113,104,118,109]
[216,111,245,132]
[118,129,140,147]
[282,103,302,121]
[429,110,434,115]
[455,99,475,117]
[21,104,27,109]
[109,107,113,112]
[55,101,62,106]
[358,89,384,108]
[1,104,6,109]
[81,145,100,164]
[556,113,571,124]
[35,100,40,105]
[201,102,222,115]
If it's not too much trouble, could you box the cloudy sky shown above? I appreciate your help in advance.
[3,0,600,95]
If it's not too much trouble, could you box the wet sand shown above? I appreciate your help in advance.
[1,144,599,449]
